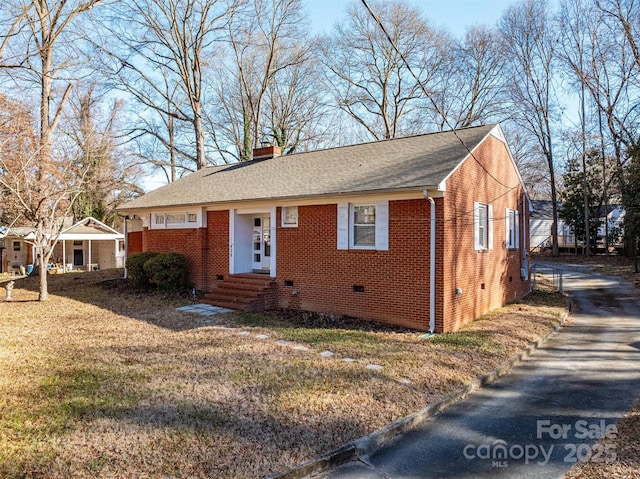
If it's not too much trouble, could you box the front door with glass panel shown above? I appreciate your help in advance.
[251,216,271,271]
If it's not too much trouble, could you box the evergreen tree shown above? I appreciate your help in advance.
[559,152,603,253]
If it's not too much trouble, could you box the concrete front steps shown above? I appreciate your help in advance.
[202,273,277,312]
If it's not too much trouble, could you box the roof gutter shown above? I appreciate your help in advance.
[117,186,445,214]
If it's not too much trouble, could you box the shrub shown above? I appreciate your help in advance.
[142,252,190,292]
[126,252,159,288]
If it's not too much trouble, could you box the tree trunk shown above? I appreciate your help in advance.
[194,103,206,170]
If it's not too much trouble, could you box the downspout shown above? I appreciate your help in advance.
[123,215,129,279]
[522,194,529,283]
[424,190,436,335]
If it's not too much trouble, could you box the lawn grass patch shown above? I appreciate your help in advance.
[0,269,569,478]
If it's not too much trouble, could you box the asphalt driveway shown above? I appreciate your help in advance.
[317,262,640,478]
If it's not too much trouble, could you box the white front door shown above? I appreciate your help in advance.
[251,216,271,271]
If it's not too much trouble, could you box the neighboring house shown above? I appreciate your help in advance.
[0,217,125,274]
[120,124,531,333]
[530,200,572,250]
[530,200,625,251]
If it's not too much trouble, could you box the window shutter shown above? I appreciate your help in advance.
[488,204,494,249]
[515,210,520,249]
[473,202,480,250]
[337,203,349,250]
[375,200,389,251]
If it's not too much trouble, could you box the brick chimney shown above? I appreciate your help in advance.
[252,144,281,161]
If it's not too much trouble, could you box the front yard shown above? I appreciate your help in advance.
[0,270,565,478]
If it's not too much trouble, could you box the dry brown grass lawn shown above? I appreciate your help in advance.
[563,397,640,479]
[0,270,565,478]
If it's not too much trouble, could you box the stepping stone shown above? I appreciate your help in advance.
[275,340,292,346]
[237,331,250,336]
[366,364,384,371]
[398,378,412,385]
[342,358,356,362]
[320,350,334,357]
[293,345,309,351]
[255,334,269,340]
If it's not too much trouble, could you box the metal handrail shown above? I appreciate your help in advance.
[531,263,563,293]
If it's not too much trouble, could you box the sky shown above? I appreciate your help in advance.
[303,0,518,37]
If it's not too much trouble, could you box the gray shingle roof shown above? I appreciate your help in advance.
[120,124,497,211]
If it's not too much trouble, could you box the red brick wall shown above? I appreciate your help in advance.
[205,210,230,290]
[129,135,530,332]
[276,200,432,331]
[141,227,208,289]
[127,231,143,255]
[437,135,531,332]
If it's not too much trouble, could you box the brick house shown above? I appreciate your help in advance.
[120,124,531,333]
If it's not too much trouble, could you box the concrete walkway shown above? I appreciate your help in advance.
[318,263,640,478]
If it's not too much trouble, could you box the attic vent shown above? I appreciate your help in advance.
[284,280,294,287]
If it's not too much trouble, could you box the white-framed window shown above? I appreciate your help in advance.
[337,200,389,251]
[281,206,298,227]
[506,208,519,249]
[166,213,186,224]
[152,211,200,229]
[351,204,376,248]
[474,202,493,250]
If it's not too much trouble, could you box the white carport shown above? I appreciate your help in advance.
[52,217,125,271]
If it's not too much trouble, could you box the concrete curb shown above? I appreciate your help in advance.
[266,301,572,479]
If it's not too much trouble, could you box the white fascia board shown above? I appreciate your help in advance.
[205,189,432,212]
[57,234,124,241]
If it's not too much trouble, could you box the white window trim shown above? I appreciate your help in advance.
[350,204,376,250]
[337,200,389,251]
[151,210,202,229]
[474,202,493,251]
[506,208,519,249]
[281,206,298,227]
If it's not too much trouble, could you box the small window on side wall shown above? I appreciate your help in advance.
[13,241,20,251]
[506,208,519,249]
[474,202,493,250]
[281,206,298,227]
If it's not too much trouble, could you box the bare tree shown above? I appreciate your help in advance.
[320,0,449,140]
[500,0,561,255]
[209,0,311,161]
[65,84,143,226]
[595,0,640,73]
[428,25,506,130]
[0,0,104,300]
[103,0,237,172]
[559,0,639,253]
